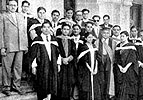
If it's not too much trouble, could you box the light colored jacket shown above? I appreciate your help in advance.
[0,12,28,52]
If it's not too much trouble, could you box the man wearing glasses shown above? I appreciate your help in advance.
[0,0,28,96]
[92,15,102,39]
[100,15,113,29]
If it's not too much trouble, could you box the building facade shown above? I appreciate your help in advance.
[0,0,143,31]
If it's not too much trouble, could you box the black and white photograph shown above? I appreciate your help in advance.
[0,0,143,100]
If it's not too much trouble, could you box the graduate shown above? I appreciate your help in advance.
[135,30,143,100]
[57,24,76,100]
[113,31,138,100]
[77,33,102,100]
[29,22,61,100]
[70,24,84,100]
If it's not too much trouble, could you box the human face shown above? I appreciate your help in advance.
[85,23,93,32]
[86,34,94,44]
[102,30,110,39]
[21,3,29,13]
[73,26,81,36]
[140,32,143,41]
[93,17,100,26]
[120,33,128,43]
[41,23,51,35]
[66,10,73,19]
[82,11,89,19]
[52,12,60,22]
[103,16,110,25]
[7,0,18,13]
[112,26,121,37]
[37,9,46,20]
[76,11,83,21]
[62,26,70,36]
[131,27,138,38]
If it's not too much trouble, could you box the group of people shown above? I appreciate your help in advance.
[0,0,143,100]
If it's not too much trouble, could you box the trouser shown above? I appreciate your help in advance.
[102,55,111,100]
[2,51,23,91]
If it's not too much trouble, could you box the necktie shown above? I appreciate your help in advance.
[103,39,107,55]
[62,38,68,57]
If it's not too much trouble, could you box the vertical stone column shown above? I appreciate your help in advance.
[119,0,133,32]
[140,5,143,29]
[0,0,6,11]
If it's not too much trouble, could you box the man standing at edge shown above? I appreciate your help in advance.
[0,0,28,96]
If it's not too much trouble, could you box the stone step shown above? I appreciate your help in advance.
[0,92,37,100]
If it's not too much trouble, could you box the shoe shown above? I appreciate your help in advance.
[2,90,11,96]
[12,88,26,95]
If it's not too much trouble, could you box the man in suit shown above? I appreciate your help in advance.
[50,10,60,36]
[74,10,86,28]
[100,15,113,29]
[0,0,28,96]
[92,15,102,39]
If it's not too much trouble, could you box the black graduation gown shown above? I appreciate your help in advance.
[77,44,103,100]
[134,42,143,99]
[113,43,138,100]
[57,37,76,99]
[28,18,51,46]
[30,36,59,100]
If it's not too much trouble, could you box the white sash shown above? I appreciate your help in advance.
[116,46,136,51]
[117,62,132,73]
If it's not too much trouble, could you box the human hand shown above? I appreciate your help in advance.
[32,67,36,75]
[1,48,6,56]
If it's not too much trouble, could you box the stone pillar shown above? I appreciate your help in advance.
[140,5,143,29]
[119,0,133,31]
[0,0,6,12]
[18,0,64,20]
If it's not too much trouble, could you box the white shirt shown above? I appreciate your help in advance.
[41,33,51,60]
[102,38,109,55]
[11,12,17,23]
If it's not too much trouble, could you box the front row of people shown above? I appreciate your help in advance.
[29,21,143,100]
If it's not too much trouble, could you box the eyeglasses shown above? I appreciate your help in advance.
[93,20,99,22]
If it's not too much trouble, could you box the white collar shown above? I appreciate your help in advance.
[41,33,51,41]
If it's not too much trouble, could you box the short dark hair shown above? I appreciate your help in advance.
[85,21,93,27]
[22,0,30,6]
[37,7,46,12]
[75,10,82,15]
[65,8,74,12]
[101,27,111,32]
[120,31,129,36]
[130,25,137,31]
[103,15,110,19]
[41,22,52,28]
[51,10,60,15]
[61,23,71,29]
[92,15,101,20]
[72,24,81,30]
[113,25,121,30]
[7,0,17,5]
[82,9,90,13]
